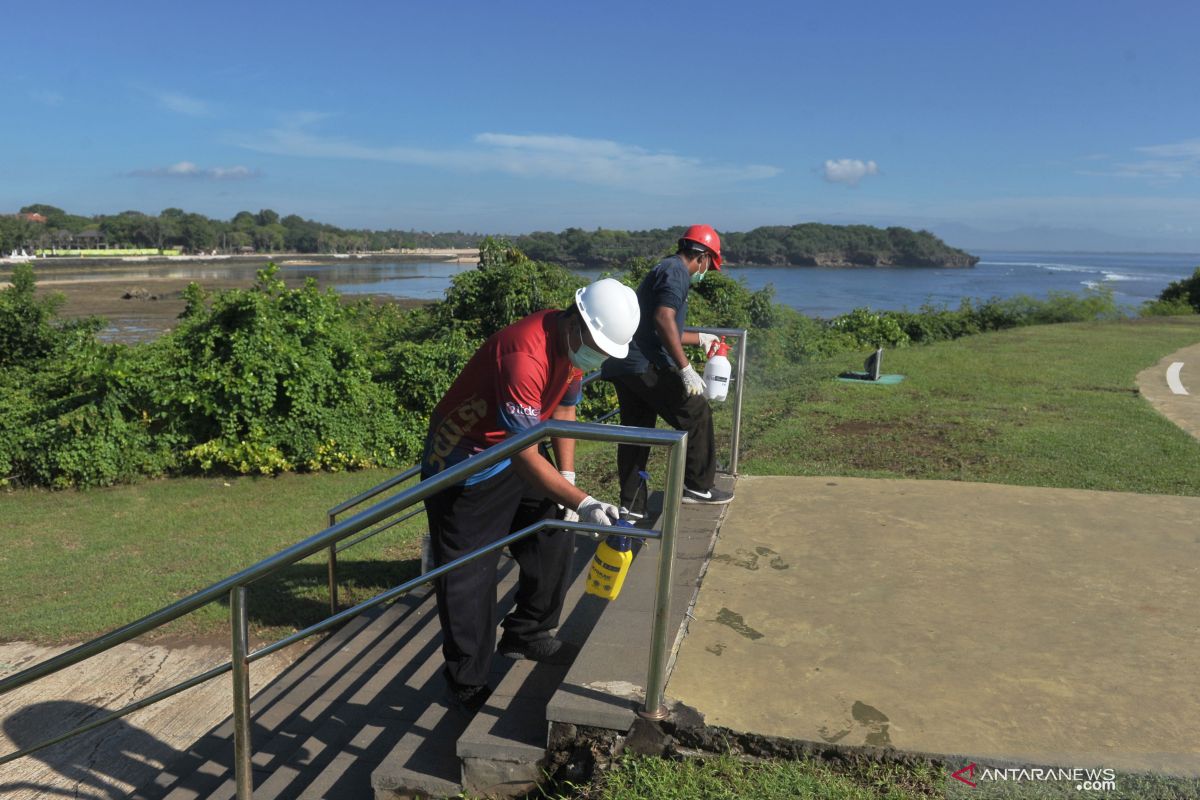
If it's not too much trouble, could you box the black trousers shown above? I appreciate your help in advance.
[609,366,716,509]
[423,462,572,688]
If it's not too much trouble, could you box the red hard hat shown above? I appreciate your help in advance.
[680,224,722,270]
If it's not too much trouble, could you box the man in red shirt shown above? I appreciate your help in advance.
[421,278,640,715]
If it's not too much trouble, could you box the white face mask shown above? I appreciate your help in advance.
[569,324,607,372]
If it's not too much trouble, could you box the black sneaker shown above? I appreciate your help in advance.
[497,635,580,665]
[682,486,735,505]
[444,676,491,718]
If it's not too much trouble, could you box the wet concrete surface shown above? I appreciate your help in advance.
[668,475,1200,776]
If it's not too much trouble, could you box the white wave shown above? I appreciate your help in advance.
[1039,264,1104,274]
[980,260,1102,273]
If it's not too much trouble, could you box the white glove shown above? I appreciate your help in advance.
[697,332,719,354]
[559,471,579,522]
[679,364,707,397]
[576,495,619,527]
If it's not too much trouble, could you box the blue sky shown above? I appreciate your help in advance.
[3,0,1199,251]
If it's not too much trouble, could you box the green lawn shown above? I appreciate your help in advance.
[0,469,424,643]
[733,317,1200,494]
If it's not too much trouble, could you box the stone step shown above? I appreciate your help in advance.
[132,475,733,800]
[453,543,601,797]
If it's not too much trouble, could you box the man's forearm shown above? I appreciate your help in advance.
[550,404,576,473]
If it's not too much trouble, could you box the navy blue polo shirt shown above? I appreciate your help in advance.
[602,255,690,378]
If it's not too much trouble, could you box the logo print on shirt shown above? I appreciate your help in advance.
[504,401,539,418]
[427,396,488,473]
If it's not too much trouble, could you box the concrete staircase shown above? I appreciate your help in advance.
[134,476,733,799]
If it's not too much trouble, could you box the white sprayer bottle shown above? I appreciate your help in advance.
[703,337,732,402]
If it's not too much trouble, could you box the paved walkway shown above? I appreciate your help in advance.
[0,640,296,799]
[1137,341,1200,441]
[668,475,1200,776]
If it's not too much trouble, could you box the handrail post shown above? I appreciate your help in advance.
[640,430,687,720]
[231,586,254,800]
[729,332,747,475]
[327,512,339,617]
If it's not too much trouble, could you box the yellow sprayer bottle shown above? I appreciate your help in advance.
[585,522,635,601]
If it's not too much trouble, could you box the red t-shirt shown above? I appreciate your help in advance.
[422,309,582,479]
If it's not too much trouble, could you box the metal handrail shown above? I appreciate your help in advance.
[0,420,688,800]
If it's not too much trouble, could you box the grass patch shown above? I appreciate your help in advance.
[0,469,425,644]
[733,317,1200,494]
[552,753,942,799]
[549,753,1200,800]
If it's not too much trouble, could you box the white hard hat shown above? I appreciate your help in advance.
[574,278,640,359]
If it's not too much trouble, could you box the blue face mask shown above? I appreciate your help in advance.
[690,263,708,285]
[569,325,607,372]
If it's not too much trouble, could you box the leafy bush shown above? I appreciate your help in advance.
[437,236,584,339]
[1141,297,1197,317]
[828,307,912,348]
[159,266,410,475]
[1150,267,1200,314]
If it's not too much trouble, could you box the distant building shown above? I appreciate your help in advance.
[17,213,48,224]
[76,229,107,248]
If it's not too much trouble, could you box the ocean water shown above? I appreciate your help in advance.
[324,251,1199,318]
[573,251,1200,318]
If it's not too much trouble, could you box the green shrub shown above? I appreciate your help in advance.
[438,237,584,339]
[1152,267,1200,313]
[1141,297,1197,317]
[160,266,409,475]
[828,307,912,348]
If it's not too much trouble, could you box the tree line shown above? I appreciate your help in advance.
[1,205,484,255]
[3,205,976,267]
[514,223,979,269]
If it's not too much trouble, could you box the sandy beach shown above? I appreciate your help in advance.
[0,254,456,343]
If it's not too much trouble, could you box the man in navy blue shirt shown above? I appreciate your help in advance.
[601,225,735,514]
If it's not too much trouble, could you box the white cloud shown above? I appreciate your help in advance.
[822,159,879,186]
[154,91,211,117]
[1078,137,1200,181]
[129,162,260,180]
[233,120,779,194]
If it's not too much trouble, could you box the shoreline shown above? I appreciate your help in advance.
[0,249,478,272]
[2,256,440,344]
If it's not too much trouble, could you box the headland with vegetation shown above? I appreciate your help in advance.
[4,205,974,269]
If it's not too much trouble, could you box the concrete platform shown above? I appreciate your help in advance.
[668,475,1200,777]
